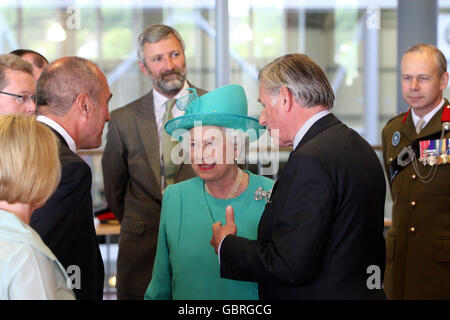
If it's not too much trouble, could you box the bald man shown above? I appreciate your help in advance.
[30,56,112,300]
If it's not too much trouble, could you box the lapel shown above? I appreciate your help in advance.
[135,90,162,189]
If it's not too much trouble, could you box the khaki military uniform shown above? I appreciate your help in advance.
[381,102,450,299]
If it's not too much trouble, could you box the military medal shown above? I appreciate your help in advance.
[419,138,449,166]
[392,131,401,146]
[427,151,437,166]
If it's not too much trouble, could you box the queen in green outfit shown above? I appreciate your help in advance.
[144,84,273,300]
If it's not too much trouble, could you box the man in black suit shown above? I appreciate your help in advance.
[211,54,387,299]
[31,57,112,300]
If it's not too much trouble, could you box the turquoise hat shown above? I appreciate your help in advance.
[164,84,265,141]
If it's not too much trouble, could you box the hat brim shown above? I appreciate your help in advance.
[165,112,265,142]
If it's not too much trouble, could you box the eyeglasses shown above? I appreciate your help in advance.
[0,91,37,104]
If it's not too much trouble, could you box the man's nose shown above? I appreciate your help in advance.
[26,100,36,116]
[411,78,419,90]
[165,56,175,70]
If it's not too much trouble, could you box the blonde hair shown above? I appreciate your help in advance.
[0,115,61,206]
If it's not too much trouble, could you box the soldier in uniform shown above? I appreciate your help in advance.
[382,43,450,299]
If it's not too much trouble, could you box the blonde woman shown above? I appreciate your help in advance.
[0,115,75,300]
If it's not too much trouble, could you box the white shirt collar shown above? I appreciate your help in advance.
[293,110,330,150]
[36,115,77,153]
[411,98,444,127]
[153,81,190,117]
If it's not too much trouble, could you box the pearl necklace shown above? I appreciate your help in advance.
[204,168,243,199]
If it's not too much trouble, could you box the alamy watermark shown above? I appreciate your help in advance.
[366,5,380,30]
[66,5,81,30]
[66,265,81,290]
[366,265,383,290]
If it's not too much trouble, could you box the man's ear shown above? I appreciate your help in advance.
[75,93,92,121]
[139,61,149,75]
[279,86,293,112]
[440,71,449,90]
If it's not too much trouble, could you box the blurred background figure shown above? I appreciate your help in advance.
[10,49,49,80]
[0,54,36,116]
[0,115,74,300]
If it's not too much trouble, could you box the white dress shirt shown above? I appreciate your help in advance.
[293,109,330,150]
[36,115,77,152]
[153,81,190,189]
[153,81,190,158]
[411,98,444,129]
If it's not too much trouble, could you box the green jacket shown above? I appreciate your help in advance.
[381,102,450,299]
[145,171,274,300]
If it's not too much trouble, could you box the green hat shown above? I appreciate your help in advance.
[164,84,265,141]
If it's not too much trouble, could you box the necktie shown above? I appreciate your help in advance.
[162,98,178,188]
[416,117,425,134]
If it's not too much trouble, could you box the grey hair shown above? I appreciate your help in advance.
[258,53,335,109]
[137,24,185,66]
[0,54,33,90]
[404,43,447,76]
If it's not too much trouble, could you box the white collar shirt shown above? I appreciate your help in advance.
[153,81,190,149]
[36,115,77,153]
[411,98,444,129]
[293,109,330,150]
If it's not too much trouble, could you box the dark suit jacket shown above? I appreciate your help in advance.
[31,129,104,300]
[102,84,206,298]
[220,113,387,299]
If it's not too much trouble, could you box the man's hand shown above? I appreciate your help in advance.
[211,205,237,254]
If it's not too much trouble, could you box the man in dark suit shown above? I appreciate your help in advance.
[211,54,387,299]
[102,24,206,300]
[31,56,111,300]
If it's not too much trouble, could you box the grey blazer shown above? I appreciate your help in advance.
[102,84,206,298]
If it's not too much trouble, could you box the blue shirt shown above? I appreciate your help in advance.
[0,209,75,300]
